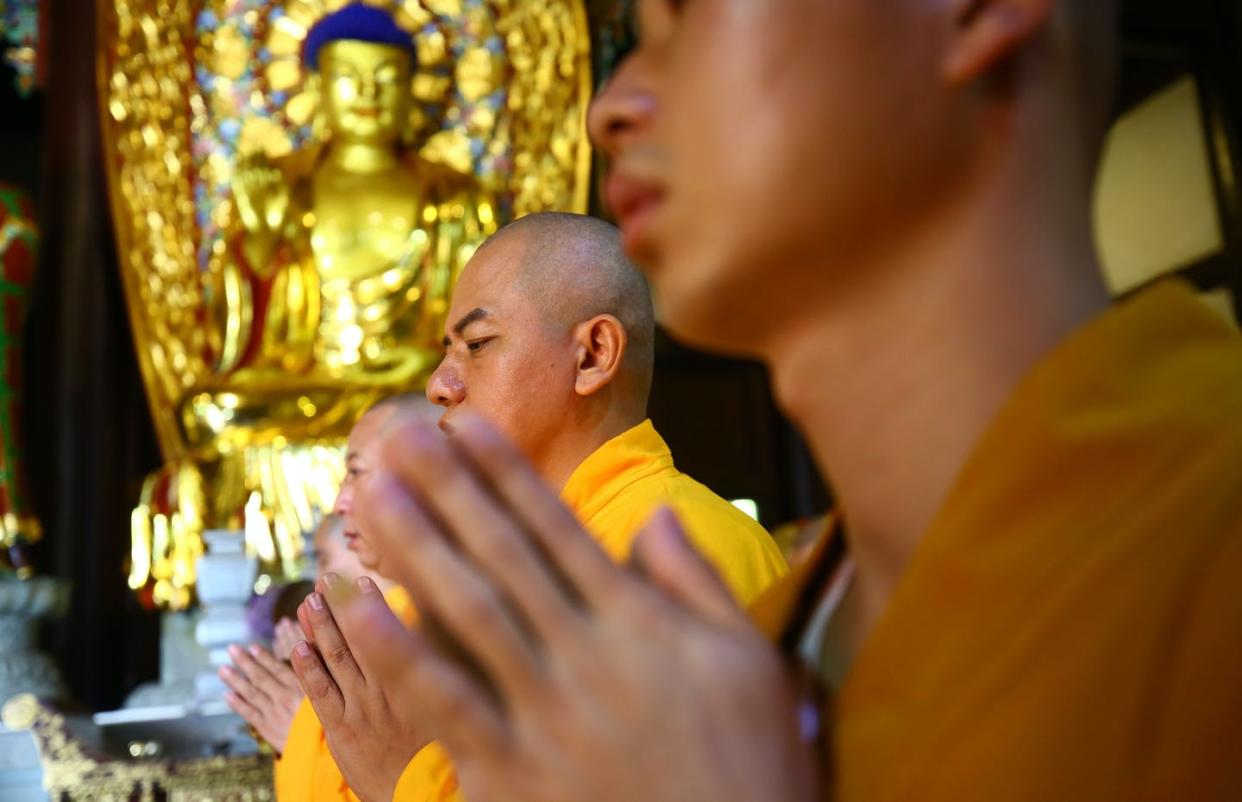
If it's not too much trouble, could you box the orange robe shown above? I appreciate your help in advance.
[273,586,416,802]
[395,419,789,801]
[758,280,1242,800]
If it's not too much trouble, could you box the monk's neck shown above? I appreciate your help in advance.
[542,406,646,494]
[770,164,1108,634]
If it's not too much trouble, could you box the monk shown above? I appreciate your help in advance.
[330,0,1242,800]
[334,394,441,583]
[271,395,432,802]
[290,211,788,802]
[423,212,784,585]
[220,514,358,754]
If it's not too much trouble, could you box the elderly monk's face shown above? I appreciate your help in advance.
[333,407,394,575]
[589,0,963,354]
[427,237,580,473]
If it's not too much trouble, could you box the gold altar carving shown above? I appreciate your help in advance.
[3,693,275,801]
[97,0,592,607]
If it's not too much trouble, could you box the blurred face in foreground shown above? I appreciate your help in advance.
[590,0,974,355]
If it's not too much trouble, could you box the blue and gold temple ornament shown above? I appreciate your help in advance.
[0,0,39,96]
[100,0,593,609]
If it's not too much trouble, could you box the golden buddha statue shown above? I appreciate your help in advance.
[190,6,479,454]
[97,0,593,608]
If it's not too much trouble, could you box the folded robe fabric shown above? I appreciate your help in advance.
[757,280,1242,801]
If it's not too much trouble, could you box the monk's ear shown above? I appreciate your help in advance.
[572,315,627,398]
[942,0,1053,85]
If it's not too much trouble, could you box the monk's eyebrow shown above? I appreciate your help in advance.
[443,307,490,348]
[451,307,490,337]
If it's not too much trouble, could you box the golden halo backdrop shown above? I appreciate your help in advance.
[97,0,592,608]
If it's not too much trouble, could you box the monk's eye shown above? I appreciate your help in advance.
[375,66,399,84]
[466,337,493,355]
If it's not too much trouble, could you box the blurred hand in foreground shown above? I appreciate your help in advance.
[336,410,819,802]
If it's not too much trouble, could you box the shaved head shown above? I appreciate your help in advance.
[349,392,439,461]
[474,212,656,395]
[430,212,657,486]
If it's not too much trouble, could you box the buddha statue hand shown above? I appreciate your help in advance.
[233,153,293,277]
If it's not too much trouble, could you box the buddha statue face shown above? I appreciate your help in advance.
[319,39,413,146]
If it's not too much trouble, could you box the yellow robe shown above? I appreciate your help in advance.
[758,280,1242,800]
[395,419,790,802]
[273,586,416,802]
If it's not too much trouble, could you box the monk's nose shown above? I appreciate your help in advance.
[587,57,658,159]
[427,362,465,408]
[332,485,350,516]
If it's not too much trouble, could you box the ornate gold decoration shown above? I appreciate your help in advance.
[3,694,275,800]
[97,0,592,607]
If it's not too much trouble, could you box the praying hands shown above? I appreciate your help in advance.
[220,643,304,755]
[333,409,819,802]
[291,574,431,802]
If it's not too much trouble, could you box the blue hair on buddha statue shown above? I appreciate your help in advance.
[303,3,417,70]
